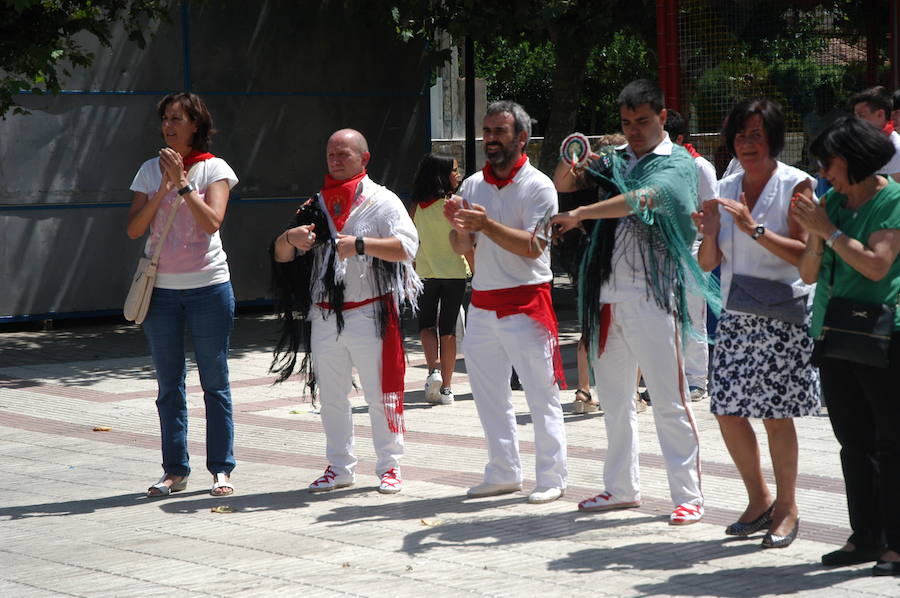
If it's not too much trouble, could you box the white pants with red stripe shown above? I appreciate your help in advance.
[683,238,709,390]
[311,304,403,478]
[590,299,703,506]
[463,306,568,490]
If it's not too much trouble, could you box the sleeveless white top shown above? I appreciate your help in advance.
[716,161,815,309]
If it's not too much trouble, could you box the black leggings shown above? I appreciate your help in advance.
[818,332,900,553]
[418,278,466,336]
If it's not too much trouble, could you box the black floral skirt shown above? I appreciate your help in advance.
[710,311,820,419]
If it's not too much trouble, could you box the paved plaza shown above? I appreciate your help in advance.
[1,281,897,597]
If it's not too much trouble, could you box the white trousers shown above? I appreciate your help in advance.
[311,304,403,478]
[683,239,709,390]
[591,300,702,506]
[463,306,568,489]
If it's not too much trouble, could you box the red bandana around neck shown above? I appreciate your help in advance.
[483,153,528,189]
[182,149,215,171]
[321,170,367,232]
[682,143,702,159]
[884,121,895,136]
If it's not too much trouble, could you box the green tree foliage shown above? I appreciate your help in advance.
[0,0,170,117]
[475,33,655,137]
[385,0,656,173]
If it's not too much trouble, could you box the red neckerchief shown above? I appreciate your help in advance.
[183,149,215,171]
[418,196,441,209]
[883,121,895,136]
[483,153,528,189]
[682,143,702,159]
[321,170,367,232]
[471,283,567,390]
[315,294,406,433]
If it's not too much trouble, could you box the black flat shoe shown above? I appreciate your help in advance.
[872,560,900,576]
[821,547,883,567]
[725,504,774,537]
[761,519,799,549]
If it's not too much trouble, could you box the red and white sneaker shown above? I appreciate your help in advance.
[377,468,402,494]
[578,491,641,512]
[308,465,354,493]
[670,502,704,525]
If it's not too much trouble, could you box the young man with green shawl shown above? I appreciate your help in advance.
[553,79,718,525]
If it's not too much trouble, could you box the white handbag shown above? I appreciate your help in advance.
[123,197,182,324]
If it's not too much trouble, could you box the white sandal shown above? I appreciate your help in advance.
[210,472,234,497]
[147,474,188,497]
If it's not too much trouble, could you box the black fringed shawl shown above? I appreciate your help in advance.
[268,197,418,396]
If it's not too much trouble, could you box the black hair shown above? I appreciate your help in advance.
[849,86,892,121]
[892,88,900,111]
[722,98,785,158]
[411,153,456,204]
[664,109,688,140]
[809,116,894,184]
[617,79,665,113]
[157,92,216,152]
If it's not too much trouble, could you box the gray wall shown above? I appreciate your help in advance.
[0,1,428,320]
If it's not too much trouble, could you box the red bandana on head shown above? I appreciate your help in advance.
[183,149,215,171]
[682,143,702,159]
[483,153,528,189]
[321,170,367,231]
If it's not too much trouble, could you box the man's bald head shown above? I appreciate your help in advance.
[326,128,370,180]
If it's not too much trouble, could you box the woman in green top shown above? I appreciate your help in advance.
[793,116,900,576]
[410,153,472,406]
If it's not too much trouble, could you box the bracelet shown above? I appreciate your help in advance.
[285,230,297,249]
[825,229,844,248]
[805,246,824,256]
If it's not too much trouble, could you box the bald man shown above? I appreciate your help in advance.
[273,129,420,495]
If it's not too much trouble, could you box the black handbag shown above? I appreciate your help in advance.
[726,273,808,325]
[812,237,896,368]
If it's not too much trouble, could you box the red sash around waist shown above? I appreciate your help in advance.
[471,283,567,389]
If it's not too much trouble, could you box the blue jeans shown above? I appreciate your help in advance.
[142,281,235,477]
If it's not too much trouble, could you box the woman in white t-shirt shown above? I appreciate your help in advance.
[127,93,239,498]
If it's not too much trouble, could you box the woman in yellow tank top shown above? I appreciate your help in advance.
[410,153,472,405]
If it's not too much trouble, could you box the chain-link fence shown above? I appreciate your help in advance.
[678,0,884,175]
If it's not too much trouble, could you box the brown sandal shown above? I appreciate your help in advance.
[572,389,599,413]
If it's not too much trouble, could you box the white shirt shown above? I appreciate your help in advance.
[599,134,675,304]
[695,155,717,204]
[130,157,238,289]
[716,162,814,309]
[881,131,900,176]
[311,175,418,303]
[461,158,558,291]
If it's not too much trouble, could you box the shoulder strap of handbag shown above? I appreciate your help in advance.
[149,195,183,267]
[148,162,203,266]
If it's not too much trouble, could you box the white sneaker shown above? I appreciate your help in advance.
[690,388,709,402]
[528,487,564,504]
[377,468,402,494]
[466,481,522,498]
[578,491,641,512]
[424,369,441,403]
[308,465,354,493]
[438,387,454,405]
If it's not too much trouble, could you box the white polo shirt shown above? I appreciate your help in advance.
[460,158,558,291]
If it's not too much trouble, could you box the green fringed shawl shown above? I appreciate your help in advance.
[577,144,721,359]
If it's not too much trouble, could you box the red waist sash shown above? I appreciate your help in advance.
[471,283,567,389]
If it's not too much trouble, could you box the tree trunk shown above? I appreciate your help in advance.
[537,24,591,175]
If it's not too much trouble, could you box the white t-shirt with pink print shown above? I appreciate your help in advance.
[130,156,238,289]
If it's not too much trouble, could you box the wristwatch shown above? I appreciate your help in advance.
[355,236,365,255]
[751,224,766,240]
[825,229,844,248]
[177,183,195,196]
